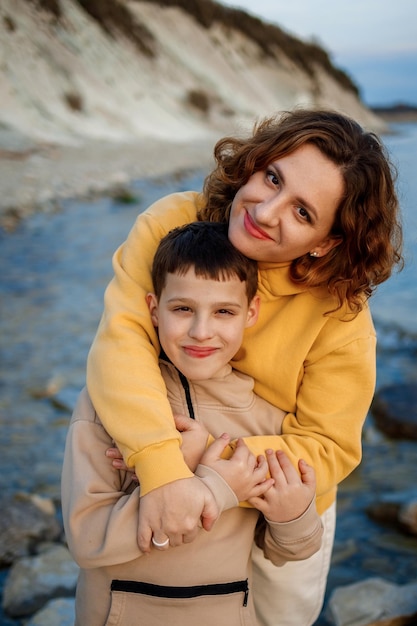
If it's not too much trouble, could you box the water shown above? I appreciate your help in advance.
[369,123,417,388]
[371,122,417,333]
[0,170,208,498]
[0,125,416,624]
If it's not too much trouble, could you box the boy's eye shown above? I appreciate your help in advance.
[174,306,192,312]
[217,309,235,316]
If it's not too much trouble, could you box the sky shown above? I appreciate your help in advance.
[220,0,417,106]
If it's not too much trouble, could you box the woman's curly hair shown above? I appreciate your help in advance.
[198,109,403,315]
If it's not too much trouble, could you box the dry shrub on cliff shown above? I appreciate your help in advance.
[24,0,359,97]
[137,0,359,96]
[24,0,156,57]
[64,91,84,112]
[76,0,156,57]
[186,89,210,113]
[24,0,62,18]
[3,15,16,31]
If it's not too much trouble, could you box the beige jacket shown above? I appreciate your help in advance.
[62,363,323,626]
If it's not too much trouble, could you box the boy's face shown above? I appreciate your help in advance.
[147,268,259,381]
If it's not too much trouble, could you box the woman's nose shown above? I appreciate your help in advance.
[255,193,282,227]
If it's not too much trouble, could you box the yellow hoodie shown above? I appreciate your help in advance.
[87,191,376,514]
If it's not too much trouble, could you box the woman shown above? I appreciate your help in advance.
[86,109,403,626]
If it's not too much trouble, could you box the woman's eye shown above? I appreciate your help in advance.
[266,170,280,186]
[297,207,311,222]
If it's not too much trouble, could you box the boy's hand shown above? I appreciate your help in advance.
[200,435,274,502]
[174,414,210,472]
[249,449,316,523]
[106,413,209,476]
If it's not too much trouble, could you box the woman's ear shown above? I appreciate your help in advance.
[245,295,260,328]
[312,236,342,258]
[146,292,159,327]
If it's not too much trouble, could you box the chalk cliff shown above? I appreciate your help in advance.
[0,0,385,148]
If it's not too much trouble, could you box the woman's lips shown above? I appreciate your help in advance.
[243,211,272,240]
[183,346,218,358]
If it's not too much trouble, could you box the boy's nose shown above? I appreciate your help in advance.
[189,315,213,340]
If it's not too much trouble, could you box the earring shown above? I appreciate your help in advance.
[309,251,319,257]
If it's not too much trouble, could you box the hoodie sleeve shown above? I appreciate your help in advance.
[259,499,323,566]
[61,388,145,568]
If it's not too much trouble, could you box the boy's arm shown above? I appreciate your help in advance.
[249,450,323,565]
[61,389,144,568]
[261,499,323,565]
[196,440,323,563]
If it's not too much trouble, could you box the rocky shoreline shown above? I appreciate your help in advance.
[1,411,416,626]
[0,131,217,231]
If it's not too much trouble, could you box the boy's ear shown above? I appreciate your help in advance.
[245,295,260,328]
[146,292,159,327]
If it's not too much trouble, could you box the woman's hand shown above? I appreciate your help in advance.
[249,449,316,522]
[105,446,138,481]
[138,477,219,552]
[199,435,274,502]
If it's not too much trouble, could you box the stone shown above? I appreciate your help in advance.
[366,613,417,625]
[371,384,417,440]
[0,493,61,566]
[399,501,417,535]
[325,577,417,626]
[50,387,80,412]
[24,597,76,626]
[2,544,79,618]
[366,497,417,536]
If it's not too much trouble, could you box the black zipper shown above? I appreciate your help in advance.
[177,370,196,420]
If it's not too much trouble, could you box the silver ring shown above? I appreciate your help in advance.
[151,537,170,548]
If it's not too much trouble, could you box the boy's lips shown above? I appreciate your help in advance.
[183,346,219,358]
[243,211,273,240]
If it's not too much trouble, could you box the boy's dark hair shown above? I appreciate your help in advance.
[152,221,258,302]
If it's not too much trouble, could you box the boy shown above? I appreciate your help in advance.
[61,222,323,626]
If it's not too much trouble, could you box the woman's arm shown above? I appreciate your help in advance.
[87,192,202,490]
[238,327,376,514]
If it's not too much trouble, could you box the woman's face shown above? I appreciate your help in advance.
[228,143,344,264]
